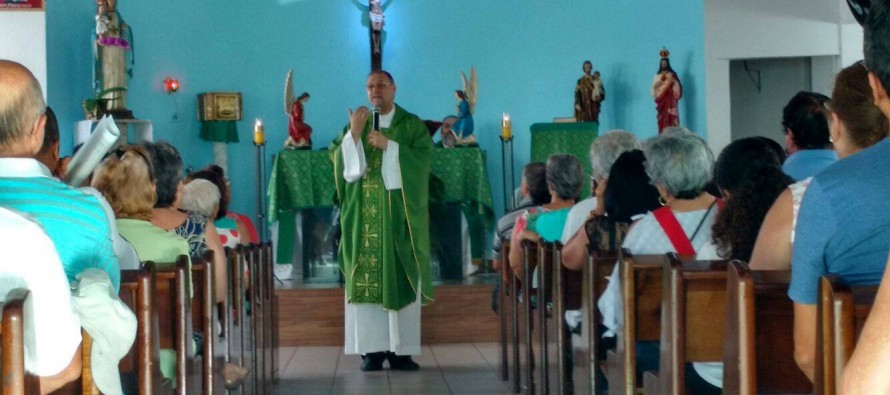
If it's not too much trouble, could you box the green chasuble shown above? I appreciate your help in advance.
[331,105,434,310]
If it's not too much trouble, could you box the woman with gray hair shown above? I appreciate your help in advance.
[181,179,221,219]
[140,141,229,305]
[560,130,641,247]
[598,130,723,393]
[508,153,584,277]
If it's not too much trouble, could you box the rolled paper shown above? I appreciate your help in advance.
[64,114,121,187]
[254,118,265,145]
[501,113,512,140]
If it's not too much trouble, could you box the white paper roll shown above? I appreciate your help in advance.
[64,115,121,187]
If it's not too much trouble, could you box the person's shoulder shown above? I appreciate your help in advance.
[568,197,596,216]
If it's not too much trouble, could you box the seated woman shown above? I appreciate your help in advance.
[0,206,83,394]
[711,137,792,262]
[93,147,248,389]
[561,130,641,247]
[92,146,191,265]
[598,129,720,394]
[140,142,228,305]
[784,61,890,381]
[561,149,660,270]
[750,62,888,271]
[189,165,256,247]
[508,154,583,277]
[181,179,220,219]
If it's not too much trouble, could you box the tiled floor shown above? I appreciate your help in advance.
[271,343,514,395]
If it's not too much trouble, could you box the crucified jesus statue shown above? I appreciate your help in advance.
[351,0,394,71]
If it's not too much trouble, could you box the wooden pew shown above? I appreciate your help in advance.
[536,241,559,395]
[520,240,539,395]
[190,250,224,394]
[722,261,810,395]
[603,250,663,395]
[118,263,166,395]
[261,242,275,387]
[246,244,263,394]
[499,240,510,383]
[228,246,252,395]
[814,275,878,395]
[585,247,617,395]
[263,241,279,385]
[582,216,624,394]
[642,254,727,395]
[501,241,522,393]
[1,288,37,395]
[551,241,587,395]
[152,256,197,395]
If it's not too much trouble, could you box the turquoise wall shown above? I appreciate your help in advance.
[46,0,705,220]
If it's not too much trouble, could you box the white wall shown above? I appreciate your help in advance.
[0,11,47,97]
[704,0,863,153]
[729,58,812,143]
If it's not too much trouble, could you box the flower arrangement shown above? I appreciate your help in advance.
[98,36,130,49]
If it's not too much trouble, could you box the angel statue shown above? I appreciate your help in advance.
[283,69,313,149]
[454,67,478,145]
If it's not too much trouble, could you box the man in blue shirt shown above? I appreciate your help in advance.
[0,60,120,290]
[780,91,838,180]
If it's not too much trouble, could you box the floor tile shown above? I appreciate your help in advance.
[272,342,507,394]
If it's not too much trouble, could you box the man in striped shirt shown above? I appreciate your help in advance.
[0,60,120,290]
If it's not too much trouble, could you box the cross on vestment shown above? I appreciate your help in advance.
[356,272,379,297]
[361,223,379,248]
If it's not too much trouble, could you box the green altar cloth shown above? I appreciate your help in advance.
[199,121,239,143]
[530,122,599,199]
[268,147,495,263]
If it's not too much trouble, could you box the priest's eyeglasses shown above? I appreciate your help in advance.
[366,82,391,90]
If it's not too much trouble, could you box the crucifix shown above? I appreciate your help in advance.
[352,0,393,71]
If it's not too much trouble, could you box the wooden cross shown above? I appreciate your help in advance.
[353,0,393,71]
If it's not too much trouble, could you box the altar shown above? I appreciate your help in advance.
[530,122,599,198]
[268,147,495,282]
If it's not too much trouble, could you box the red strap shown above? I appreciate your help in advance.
[652,207,696,255]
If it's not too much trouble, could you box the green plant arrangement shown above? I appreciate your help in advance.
[82,87,127,119]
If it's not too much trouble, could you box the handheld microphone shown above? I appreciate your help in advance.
[372,107,380,131]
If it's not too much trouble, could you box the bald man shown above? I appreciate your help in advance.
[0,60,89,393]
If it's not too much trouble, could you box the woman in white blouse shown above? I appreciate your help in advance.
[598,128,722,393]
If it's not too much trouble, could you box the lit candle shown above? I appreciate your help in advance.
[254,118,265,145]
[501,113,512,140]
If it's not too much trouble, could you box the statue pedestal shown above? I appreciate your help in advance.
[75,118,153,147]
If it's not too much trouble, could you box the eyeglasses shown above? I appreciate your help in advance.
[113,146,156,182]
[366,82,391,90]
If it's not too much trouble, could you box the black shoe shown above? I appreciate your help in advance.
[361,352,386,372]
[386,352,420,371]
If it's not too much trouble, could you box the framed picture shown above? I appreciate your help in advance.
[0,0,44,10]
[197,92,242,121]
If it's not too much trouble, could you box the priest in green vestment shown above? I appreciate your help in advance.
[331,70,434,371]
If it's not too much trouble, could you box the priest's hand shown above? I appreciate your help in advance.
[348,106,370,140]
[368,130,389,150]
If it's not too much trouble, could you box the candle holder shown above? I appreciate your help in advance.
[500,134,516,213]
[254,119,268,241]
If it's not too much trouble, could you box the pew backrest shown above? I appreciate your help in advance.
[118,263,162,395]
[655,253,727,395]
[815,275,878,395]
[723,262,810,395]
[1,288,33,395]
